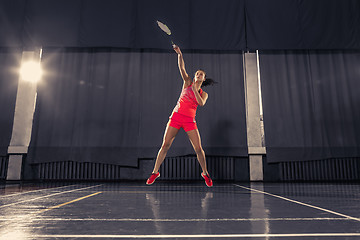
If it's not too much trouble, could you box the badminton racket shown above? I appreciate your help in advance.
[156,20,175,46]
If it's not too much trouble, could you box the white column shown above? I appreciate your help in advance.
[7,49,40,180]
[243,51,266,181]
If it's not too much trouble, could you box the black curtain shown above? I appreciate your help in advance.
[245,0,360,50]
[2,0,360,50]
[260,50,360,163]
[27,48,247,166]
[0,0,246,50]
[0,0,25,47]
[0,49,22,155]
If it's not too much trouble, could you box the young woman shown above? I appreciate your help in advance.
[146,45,214,187]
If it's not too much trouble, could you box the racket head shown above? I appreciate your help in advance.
[156,20,172,35]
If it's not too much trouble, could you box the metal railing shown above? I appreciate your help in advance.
[0,155,9,180]
[280,157,360,181]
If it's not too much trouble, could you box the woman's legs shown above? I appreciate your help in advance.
[186,129,208,175]
[152,123,180,174]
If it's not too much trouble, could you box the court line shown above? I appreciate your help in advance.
[234,184,360,222]
[0,217,347,222]
[30,233,360,238]
[39,191,102,213]
[0,184,102,209]
[0,184,79,199]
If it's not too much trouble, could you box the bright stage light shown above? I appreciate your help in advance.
[20,61,42,83]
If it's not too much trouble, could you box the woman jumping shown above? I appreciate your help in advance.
[146,45,214,187]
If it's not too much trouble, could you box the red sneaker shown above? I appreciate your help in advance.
[201,173,213,187]
[146,172,160,185]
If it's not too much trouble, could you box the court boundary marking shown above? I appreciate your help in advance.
[233,184,360,222]
[39,191,102,213]
[28,233,360,238]
[0,217,349,222]
[0,184,79,198]
[0,184,102,209]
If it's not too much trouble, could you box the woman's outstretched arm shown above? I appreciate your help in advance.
[173,45,191,85]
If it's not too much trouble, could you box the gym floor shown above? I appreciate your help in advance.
[0,181,359,239]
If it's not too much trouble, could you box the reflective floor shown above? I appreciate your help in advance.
[0,181,359,239]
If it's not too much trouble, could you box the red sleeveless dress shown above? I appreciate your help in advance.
[169,84,203,132]
[173,84,203,118]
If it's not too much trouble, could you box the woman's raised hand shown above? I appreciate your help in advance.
[173,45,182,55]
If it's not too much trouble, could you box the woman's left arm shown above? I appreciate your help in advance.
[192,86,208,106]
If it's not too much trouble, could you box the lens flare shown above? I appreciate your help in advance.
[20,61,42,83]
